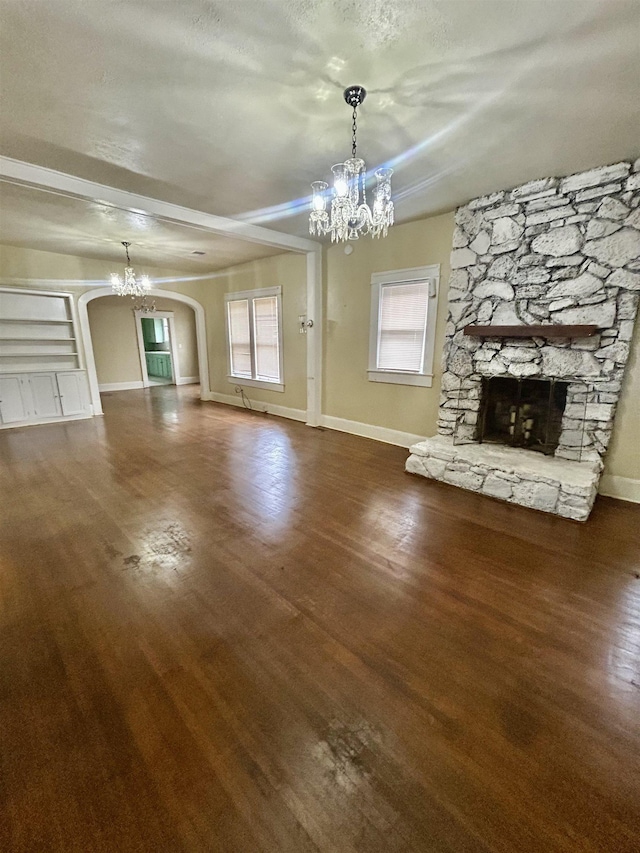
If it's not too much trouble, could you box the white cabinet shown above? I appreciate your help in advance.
[30,372,62,418]
[0,374,33,423]
[0,375,31,423]
[0,370,90,428]
[57,371,90,416]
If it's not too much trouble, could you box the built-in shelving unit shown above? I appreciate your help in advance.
[0,287,91,428]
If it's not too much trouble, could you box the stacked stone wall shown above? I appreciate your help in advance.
[439,159,640,465]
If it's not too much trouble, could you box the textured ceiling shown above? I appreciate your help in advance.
[0,0,639,268]
[0,182,282,272]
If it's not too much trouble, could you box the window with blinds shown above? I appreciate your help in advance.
[227,299,252,378]
[226,288,283,387]
[377,281,429,372]
[253,296,280,381]
[368,265,440,388]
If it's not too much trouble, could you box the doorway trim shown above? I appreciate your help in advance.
[135,310,181,387]
[78,288,209,416]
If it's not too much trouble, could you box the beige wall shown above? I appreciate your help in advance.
[603,319,640,482]
[87,296,198,385]
[324,212,454,437]
[0,243,206,384]
[323,211,638,491]
[88,296,141,385]
[0,243,206,300]
[203,252,307,412]
[1,232,638,497]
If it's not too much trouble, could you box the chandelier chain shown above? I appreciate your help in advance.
[351,106,358,158]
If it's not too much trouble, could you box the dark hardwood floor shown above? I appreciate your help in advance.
[1,386,639,852]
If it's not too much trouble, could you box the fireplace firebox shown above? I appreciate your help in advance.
[476,377,568,455]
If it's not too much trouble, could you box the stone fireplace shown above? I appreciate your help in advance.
[406,158,640,520]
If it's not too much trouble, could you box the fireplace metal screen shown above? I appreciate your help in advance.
[452,376,589,460]
[476,377,568,455]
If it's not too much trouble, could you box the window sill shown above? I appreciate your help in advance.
[228,376,285,393]
[367,370,433,388]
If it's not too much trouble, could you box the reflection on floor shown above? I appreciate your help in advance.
[1,384,639,853]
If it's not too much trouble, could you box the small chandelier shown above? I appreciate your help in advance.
[310,85,393,242]
[110,241,151,298]
[133,295,157,314]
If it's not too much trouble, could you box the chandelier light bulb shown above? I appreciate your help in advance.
[311,181,328,211]
[309,86,394,242]
[332,163,350,198]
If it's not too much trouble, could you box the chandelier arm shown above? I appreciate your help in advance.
[358,203,373,226]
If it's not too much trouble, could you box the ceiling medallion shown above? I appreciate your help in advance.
[110,241,151,298]
[310,85,393,242]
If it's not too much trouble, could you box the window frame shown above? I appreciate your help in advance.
[225,286,284,392]
[368,265,440,388]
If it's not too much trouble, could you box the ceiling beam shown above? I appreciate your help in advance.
[0,156,321,254]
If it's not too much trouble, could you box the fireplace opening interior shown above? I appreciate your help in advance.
[476,377,569,455]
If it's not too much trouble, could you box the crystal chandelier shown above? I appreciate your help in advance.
[133,295,157,313]
[310,86,393,242]
[110,241,151,298]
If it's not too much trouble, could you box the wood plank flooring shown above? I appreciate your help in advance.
[1,385,639,852]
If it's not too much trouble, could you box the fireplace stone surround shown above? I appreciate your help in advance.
[406,158,640,521]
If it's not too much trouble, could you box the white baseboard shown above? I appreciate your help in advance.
[319,414,425,449]
[202,390,306,422]
[598,474,640,504]
[176,376,199,385]
[99,381,144,392]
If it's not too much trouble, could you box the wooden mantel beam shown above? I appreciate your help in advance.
[463,324,599,338]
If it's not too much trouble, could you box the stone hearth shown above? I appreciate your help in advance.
[407,158,640,521]
[407,436,600,520]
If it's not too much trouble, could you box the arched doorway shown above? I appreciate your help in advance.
[78,288,209,415]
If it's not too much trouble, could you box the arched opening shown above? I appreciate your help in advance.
[78,288,209,415]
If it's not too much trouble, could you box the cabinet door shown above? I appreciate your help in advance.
[141,318,154,347]
[0,375,32,423]
[143,318,165,344]
[30,373,62,418]
[56,372,89,416]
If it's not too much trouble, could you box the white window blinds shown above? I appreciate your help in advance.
[253,296,280,382]
[377,281,429,372]
[227,298,252,378]
[226,289,283,387]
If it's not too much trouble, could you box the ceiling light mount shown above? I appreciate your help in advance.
[343,86,366,109]
[309,84,393,242]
